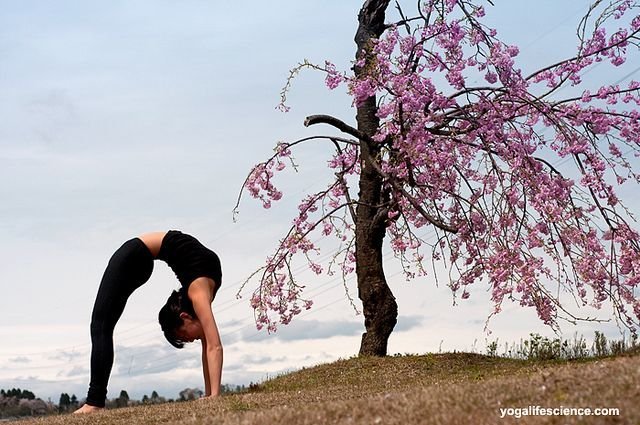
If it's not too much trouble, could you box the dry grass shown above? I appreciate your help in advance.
[14,351,640,425]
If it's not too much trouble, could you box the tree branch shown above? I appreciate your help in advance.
[305,114,374,144]
[525,28,640,81]
[305,113,457,233]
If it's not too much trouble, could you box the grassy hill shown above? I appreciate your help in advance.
[15,350,640,424]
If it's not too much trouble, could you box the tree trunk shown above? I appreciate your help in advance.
[354,0,397,357]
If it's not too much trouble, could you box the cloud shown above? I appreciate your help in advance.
[239,354,288,366]
[242,319,363,343]
[395,315,424,332]
[112,343,194,377]
[27,89,76,119]
[9,356,31,363]
[240,315,423,343]
[221,318,247,328]
[48,350,85,362]
[60,365,88,378]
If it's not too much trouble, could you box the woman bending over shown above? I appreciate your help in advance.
[75,230,223,414]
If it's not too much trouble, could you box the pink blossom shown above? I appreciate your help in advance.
[485,71,498,84]
[324,61,344,90]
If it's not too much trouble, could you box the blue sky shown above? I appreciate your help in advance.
[1,0,638,403]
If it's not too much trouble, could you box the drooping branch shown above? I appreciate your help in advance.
[525,28,640,82]
[329,139,359,224]
[234,134,359,218]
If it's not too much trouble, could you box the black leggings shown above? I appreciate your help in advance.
[86,238,154,407]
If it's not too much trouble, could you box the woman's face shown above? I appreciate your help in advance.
[177,314,203,343]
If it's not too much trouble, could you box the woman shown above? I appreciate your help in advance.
[74,230,223,414]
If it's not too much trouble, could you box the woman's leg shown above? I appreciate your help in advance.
[84,238,154,408]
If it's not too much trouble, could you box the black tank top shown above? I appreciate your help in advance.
[157,230,222,288]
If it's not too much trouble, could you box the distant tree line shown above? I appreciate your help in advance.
[0,388,36,400]
[0,388,54,418]
[0,384,250,418]
[57,393,79,412]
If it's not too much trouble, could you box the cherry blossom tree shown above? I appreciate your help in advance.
[236,0,640,356]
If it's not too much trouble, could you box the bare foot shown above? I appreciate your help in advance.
[74,404,104,414]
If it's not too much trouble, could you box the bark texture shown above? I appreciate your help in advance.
[354,0,398,357]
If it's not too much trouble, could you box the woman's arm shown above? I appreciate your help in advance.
[201,339,211,396]
[189,278,223,397]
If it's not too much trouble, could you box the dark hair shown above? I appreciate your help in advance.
[158,288,196,349]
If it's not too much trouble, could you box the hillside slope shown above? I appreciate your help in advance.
[17,351,640,425]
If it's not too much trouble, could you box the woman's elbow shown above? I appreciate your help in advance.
[207,342,223,354]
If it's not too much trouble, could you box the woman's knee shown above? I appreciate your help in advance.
[90,314,115,338]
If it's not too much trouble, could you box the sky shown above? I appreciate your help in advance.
[1,0,639,403]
